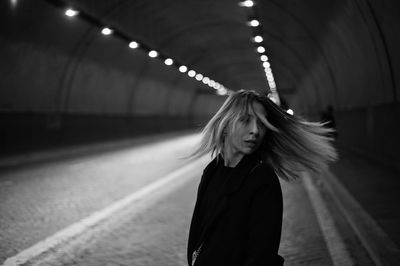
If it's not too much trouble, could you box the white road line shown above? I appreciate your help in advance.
[302,172,354,266]
[2,155,208,266]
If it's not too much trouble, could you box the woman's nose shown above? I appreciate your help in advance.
[249,119,259,135]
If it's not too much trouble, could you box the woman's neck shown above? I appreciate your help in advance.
[222,146,244,167]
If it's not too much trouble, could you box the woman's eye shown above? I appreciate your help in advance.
[240,116,250,123]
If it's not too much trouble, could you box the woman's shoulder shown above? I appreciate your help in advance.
[249,161,280,187]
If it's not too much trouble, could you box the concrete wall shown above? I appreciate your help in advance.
[292,0,400,168]
[335,103,400,171]
[0,1,225,155]
[0,1,225,115]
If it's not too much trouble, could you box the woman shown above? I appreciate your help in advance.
[187,90,337,266]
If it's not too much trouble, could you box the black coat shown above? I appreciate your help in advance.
[187,152,284,266]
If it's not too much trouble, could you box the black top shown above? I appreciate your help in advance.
[198,162,233,232]
[187,152,284,266]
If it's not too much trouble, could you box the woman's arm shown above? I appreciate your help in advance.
[244,176,284,266]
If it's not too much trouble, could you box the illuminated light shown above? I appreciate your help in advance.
[179,65,187,73]
[287,109,294,115]
[11,0,18,8]
[269,95,278,104]
[239,0,254,7]
[263,61,270,68]
[254,36,263,43]
[188,70,196,77]
[209,80,216,87]
[101,27,113,35]
[164,58,173,65]
[195,73,203,81]
[202,77,210,84]
[257,46,265,53]
[267,76,274,82]
[129,41,139,49]
[217,88,227,95]
[148,50,158,58]
[215,83,221,90]
[248,20,259,27]
[65,8,79,17]
[260,55,268,61]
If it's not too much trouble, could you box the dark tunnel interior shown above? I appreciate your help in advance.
[0,0,399,170]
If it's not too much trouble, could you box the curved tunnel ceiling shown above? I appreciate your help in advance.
[59,0,352,100]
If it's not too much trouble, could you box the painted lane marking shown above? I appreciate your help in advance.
[2,155,208,266]
[302,172,354,266]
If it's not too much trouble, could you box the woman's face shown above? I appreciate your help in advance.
[226,102,267,158]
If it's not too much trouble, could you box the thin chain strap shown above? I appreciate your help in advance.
[191,242,204,266]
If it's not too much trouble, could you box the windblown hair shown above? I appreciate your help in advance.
[191,89,337,181]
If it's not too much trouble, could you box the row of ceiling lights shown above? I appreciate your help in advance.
[64,5,228,96]
[239,0,278,95]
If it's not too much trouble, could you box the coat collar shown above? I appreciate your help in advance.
[200,151,263,197]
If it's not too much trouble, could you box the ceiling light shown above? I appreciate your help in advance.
[101,27,113,35]
[257,46,265,53]
[188,70,196,77]
[239,1,254,8]
[164,58,173,65]
[65,8,79,17]
[254,36,263,43]
[249,20,259,27]
[261,55,268,61]
[148,50,158,58]
[263,61,270,68]
[129,41,139,49]
[202,77,210,84]
[179,65,187,73]
[195,74,203,81]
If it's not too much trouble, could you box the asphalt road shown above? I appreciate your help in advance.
[0,133,373,265]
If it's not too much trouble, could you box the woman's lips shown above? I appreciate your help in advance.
[244,140,257,146]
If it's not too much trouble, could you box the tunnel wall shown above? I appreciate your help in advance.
[293,0,400,169]
[0,1,224,156]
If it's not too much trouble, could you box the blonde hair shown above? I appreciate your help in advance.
[192,89,337,181]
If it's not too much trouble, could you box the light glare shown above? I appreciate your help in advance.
[287,109,294,115]
[217,88,227,95]
[249,20,259,27]
[101,27,113,35]
[179,66,187,73]
[164,58,173,65]
[202,77,210,84]
[65,8,79,17]
[254,36,263,43]
[148,50,158,58]
[263,61,270,68]
[257,46,265,53]
[261,55,268,61]
[188,70,196,77]
[195,74,203,81]
[129,41,139,49]
[239,0,254,7]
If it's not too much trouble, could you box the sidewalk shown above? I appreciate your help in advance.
[0,130,196,168]
[327,146,400,264]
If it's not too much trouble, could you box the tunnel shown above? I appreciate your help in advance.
[1,0,398,167]
[1,0,400,265]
